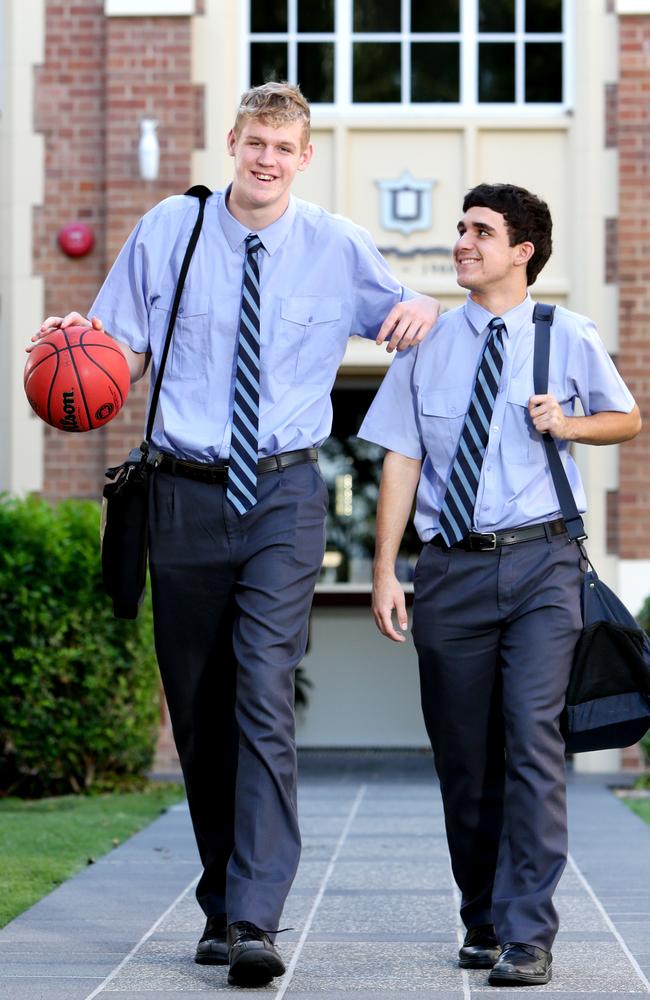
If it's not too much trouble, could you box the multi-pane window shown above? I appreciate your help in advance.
[249,0,336,104]
[247,0,567,108]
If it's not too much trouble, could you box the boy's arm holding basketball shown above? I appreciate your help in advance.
[29,312,149,383]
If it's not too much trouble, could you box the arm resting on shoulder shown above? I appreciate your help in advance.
[372,451,422,643]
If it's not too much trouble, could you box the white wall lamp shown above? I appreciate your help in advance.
[138,118,160,181]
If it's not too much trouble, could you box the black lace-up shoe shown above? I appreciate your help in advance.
[194,914,229,965]
[458,924,501,968]
[488,942,552,986]
[227,920,286,987]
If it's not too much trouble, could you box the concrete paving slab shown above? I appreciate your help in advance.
[0,758,649,999]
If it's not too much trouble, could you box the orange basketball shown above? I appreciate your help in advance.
[24,326,130,432]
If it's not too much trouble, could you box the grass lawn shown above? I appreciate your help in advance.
[0,782,185,928]
[623,796,650,826]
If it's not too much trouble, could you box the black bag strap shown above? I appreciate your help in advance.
[143,184,212,447]
[532,302,588,544]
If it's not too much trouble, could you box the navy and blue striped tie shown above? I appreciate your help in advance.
[438,317,506,546]
[226,233,262,515]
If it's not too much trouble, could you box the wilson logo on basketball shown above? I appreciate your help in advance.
[95,402,115,421]
[59,390,80,431]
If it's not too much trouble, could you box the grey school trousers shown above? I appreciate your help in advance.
[412,530,583,951]
[148,460,327,931]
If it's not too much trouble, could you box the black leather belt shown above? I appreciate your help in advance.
[158,448,318,485]
[431,517,566,552]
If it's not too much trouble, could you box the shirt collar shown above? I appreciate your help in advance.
[464,291,533,339]
[217,185,297,256]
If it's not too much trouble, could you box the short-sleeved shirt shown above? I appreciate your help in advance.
[358,293,636,541]
[90,187,412,461]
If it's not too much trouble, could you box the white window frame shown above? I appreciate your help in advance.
[242,0,573,116]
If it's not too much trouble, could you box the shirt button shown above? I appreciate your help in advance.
[308,315,313,323]
[492,425,499,431]
[178,307,184,315]
[450,406,457,413]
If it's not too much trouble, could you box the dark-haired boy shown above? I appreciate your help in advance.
[359,184,640,985]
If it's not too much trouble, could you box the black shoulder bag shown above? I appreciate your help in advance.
[533,302,650,752]
[100,185,212,619]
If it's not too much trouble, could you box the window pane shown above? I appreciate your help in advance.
[250,43,288,87]
[353,42,401,101]
[298,0,334,32]
[525,42,562,101]
[251,0,287,33]
[411,0,459,32]
[479,0,515,32]
[354,0,400,32]
[298,42,334,103]
[411,43,459,102]
[478,42,515,101]
[526,0,562,32]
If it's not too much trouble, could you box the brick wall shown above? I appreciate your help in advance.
[34,1,204,499]
[616,15,650,773]
[617,16,650,560]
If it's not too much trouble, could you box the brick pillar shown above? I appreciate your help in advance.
[35,2,204,499]
[618,16,650,560]
[617,15,650,772]
[34,0,108,501]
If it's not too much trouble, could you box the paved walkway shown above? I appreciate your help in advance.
[1,755,649,999]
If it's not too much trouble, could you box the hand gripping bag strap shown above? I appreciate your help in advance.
[144,184,212,446]
[532,303,650,752]
[532,302,587,543]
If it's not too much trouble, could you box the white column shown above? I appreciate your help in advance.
[0,0,45,495]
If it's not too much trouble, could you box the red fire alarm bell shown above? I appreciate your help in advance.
[58,222,95,257]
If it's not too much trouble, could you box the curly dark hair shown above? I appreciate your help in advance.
[463,183,553,286]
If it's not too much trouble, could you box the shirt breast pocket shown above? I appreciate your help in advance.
[419,388,468,473]
[272,296,343,385]
[151,291,209,381]
[502,379,535,464]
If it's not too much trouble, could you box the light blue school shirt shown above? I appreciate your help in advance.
[90,187,412,461]
[358,294,636,541]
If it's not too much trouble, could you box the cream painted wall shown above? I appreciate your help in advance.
[296,606,429,748]
[0,0,45,495]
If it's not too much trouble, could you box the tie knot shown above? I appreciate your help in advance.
[246,233,262,255]
[489,317,505,336]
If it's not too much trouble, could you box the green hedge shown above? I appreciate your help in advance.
[0,495,159,796]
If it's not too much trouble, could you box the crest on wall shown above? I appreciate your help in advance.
[376,170,436,235]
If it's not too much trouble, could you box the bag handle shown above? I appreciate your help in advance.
[532,302,588,544]
[143,184,212,448]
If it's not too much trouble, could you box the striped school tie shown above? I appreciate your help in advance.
[226,233,262,514]
[438,317,506,546]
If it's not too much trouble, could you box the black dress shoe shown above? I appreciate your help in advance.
[194,914,229,965]
[458,924,501,968]
[227,920,286,987]
[488,942,552,986]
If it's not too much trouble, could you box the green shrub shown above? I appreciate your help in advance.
[0,495,159,796]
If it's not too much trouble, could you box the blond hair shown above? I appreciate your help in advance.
[234,82,311,148]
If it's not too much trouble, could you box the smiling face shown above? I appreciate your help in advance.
[227,119,313,228]
[453,205,533,301]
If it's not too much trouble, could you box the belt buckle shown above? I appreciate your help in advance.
[476,532,497,551]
